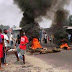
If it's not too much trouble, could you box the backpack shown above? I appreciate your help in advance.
[0,34,2,43]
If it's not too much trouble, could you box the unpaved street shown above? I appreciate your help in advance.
[0,50,72,72]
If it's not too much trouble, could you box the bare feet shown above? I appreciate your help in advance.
[17,58,20,61]
[0,67,4,70]
[4,63,9,66]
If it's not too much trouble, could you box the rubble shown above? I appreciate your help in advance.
[27,47,61,54]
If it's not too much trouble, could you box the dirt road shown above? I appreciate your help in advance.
[1,51,71,72]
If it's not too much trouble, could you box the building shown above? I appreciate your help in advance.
[12,26,22,38]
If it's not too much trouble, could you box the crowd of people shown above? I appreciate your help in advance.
[42,32,54,44]
[0,29,29,70]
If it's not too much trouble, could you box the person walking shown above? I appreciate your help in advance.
[10,33,14,46]
[14,32,29,64]
[2,29,9,65]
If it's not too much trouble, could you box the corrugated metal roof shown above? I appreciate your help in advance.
[63,26,72,29]
[13,27,22,30]
[67,27,72,29]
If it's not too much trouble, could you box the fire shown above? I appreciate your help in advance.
[31,38,42,49]
[60,43,70,50]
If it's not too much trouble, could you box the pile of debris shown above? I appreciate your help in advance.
[26,47,61,54]
[26,38,61,54]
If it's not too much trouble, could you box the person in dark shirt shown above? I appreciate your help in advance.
[16,34,21,47]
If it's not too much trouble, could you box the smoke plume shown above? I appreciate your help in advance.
[14,0,70,39]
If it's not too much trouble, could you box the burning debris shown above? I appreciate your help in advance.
[31,38,42,49]
[60,39,70,50]
[27,47,61,54]
[14,0,71,52]
[40,47,61,54]
[26,38,61,54]
[60,43,70,50]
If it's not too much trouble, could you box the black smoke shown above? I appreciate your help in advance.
[14,0,70,39]
[51,9,68,33]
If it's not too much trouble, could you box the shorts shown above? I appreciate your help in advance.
[16,47,25,55]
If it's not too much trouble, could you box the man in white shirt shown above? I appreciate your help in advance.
[10,33,14,46]
[44,33,47,44]
[3,33,9,47]
[2,29,9,65]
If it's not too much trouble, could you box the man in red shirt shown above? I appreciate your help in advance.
[14,32,29,64]
[0,29,5,70]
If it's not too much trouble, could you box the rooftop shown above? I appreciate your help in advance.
[12,26,22,30]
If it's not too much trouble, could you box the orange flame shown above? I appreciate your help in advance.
[31,38,42,49]
[60,43,70,50]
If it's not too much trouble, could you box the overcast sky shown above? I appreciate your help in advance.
[0,0,23,27]
[0,0,72,28]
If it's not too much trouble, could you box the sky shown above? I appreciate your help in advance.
[0,0,23,27]
[64,0,72,15]
[0,0,72,28]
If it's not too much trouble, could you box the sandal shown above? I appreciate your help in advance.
[4,63,9,66]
